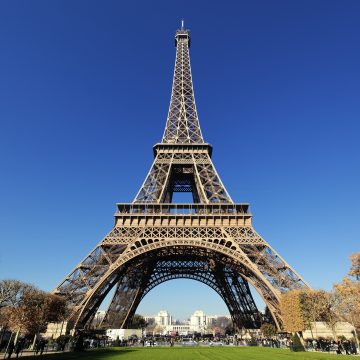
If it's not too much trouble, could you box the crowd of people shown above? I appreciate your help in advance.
[1,334,358,357]
[304,339,358,355]
[2,338,47,359]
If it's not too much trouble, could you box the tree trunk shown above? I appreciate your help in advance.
[31,333,38,351]
[13,328,21,345]
[350,316,359,354]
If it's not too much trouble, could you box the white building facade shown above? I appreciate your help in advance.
[190,310,207,333]
[106,328,143,341]
[155,310,172,327]
[145,310,230,335]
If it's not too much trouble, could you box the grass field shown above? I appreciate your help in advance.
[23,347,341,360]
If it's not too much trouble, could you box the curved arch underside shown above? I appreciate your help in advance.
[101,249,263,330]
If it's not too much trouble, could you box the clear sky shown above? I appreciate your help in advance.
[0,0,359,321]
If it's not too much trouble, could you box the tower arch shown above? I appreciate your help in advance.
[57,237,302,331]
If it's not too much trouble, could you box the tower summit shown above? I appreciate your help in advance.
[163,23,202,144]
[54,25,309,332]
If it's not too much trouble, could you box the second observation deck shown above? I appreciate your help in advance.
[116,203,250,215]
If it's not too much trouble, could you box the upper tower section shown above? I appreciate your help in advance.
[161,23,204,144]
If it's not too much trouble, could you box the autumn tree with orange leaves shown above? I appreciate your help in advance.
[281,253,359,344]
[333,253,360,333]
[280,289,305,333]
[0,279,67,337]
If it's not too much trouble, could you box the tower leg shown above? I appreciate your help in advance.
[211,264,262,330]
[101,260,154,328]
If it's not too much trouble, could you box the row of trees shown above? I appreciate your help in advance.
[0,280,67,340]
[280,252,360,338]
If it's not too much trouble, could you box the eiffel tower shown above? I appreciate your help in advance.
[54,23,309,332]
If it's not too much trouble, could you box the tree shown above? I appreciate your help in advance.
[334,278,360,329]
[216,316,232,334]
[130,314,146,329]
[260,323,277,337]
[332,252,360,347]
[333,253,360,329]
[322,291,341,340]
[145,318,156,333]
[281,253,359,343]
[43,293,68,323]
[113,336,120,347]
[225,322,234,336]
[0,279,34,328]
[0,280,32,309]
[349,252,360,281]
[281,288,340,337]
[300,289,329,339]
[290,333,305,352]
[152,324,164,335]
[0,280,36,344]
[4,281,67,336]
[280,290,305,333]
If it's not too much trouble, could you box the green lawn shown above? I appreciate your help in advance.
[22,347,341,360]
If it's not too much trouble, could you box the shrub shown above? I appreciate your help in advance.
[290,333,305,352]
[113,336,121,347]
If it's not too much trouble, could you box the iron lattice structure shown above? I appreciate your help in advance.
[54,25,309,331]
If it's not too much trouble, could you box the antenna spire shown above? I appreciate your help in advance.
[163,23,202,144]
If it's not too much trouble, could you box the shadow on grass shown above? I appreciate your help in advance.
[22,348,136,359]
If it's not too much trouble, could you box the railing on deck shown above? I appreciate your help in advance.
[116,203,249,215]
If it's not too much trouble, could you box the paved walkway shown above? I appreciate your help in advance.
[2,350,64,358]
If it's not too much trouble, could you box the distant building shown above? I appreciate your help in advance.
[143,309,231,335]
[42,321,68,339]
[302,322,356,340]
[106,328,143,341]
[144,315,155,323]
[92,310,106,327]
[155,310,172,327]
[190,310,207,332]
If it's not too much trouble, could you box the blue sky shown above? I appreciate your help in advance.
[0,0,359,320]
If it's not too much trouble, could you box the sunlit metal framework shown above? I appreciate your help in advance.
[103,250,263,330]
[54,25,309,332]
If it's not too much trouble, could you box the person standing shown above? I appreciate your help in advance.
[7,341,15,359]
[34,341,40,355]
[14,339,23,358]
[39,340,46,355]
